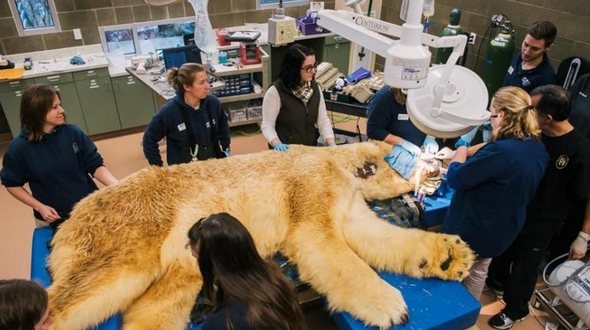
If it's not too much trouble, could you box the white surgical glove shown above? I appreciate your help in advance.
[570,231,590,259]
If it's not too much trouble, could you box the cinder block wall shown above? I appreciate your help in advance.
[0,0,335,54]
[378,0,590,77]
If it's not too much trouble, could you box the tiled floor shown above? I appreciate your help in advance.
[0,119,562,329]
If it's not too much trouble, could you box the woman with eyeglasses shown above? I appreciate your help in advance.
[261,44,335,151]
[187,213,306,330]
[0,279,52,330]
[441,86,549,300]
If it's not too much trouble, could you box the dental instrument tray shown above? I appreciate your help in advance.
[223,31,261,42]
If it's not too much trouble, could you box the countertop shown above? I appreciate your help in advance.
[1,23,333,82]
[1,44,115,81]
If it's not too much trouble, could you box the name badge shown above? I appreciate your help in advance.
[398,114,409,121]
[177,123,186,131]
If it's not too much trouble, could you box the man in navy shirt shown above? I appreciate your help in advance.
[503,21,558,93]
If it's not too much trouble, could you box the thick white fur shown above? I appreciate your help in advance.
[47,141,475,330]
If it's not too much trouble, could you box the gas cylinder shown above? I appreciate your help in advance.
[434,9,463,65]
[481,18,515,98]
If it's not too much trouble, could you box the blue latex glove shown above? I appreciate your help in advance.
[455,126,478,148]
[399,139,421,157]
[274,143,290,152]
[422,136,439,155]
[223,148,230,157]
[384,145,418,180]
[327,142,337,147]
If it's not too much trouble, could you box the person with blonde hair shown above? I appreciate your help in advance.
[143,63,230,166]
[487,85,590,329]
[442,86,549,300]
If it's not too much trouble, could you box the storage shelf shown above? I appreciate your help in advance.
[219,92,265,103]
[214,64,264,76]
[229,118,260,127]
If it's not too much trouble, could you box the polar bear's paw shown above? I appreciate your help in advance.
[411,234,475,281]
[333,280,409,328]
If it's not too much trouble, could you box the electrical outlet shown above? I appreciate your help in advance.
[268,16,296,45]
[73,28,82,40]
[468,32,476,45]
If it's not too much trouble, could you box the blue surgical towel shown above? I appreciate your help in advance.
[384,145,418,180]
[70,55,86,65]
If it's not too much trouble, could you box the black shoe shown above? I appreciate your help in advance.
[488,312,526,329]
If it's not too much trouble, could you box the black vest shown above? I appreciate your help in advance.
[272,79,321,147]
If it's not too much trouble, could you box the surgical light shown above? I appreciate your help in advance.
[317,0,489,138]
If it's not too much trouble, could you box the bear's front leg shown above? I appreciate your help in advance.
[122,263,202,330]
[284,221,409,328]
[342,197,475,281]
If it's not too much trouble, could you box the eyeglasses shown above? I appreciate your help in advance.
[489,114,500,118]
[301,62,319,73]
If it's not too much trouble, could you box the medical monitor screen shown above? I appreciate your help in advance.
[162,45,202,70]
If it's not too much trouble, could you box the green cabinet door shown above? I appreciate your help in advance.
[51,83,88,133]
[112,75,156,129]
[75,77,121,135]
[0,79,34,138]
[324,35,351,75]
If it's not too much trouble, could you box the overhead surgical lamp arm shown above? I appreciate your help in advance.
[317,1,489,129]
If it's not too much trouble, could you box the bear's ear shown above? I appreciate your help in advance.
[355,162,378,178]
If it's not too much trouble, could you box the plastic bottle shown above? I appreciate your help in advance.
[188,0,217,54]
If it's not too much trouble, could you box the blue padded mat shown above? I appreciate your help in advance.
[332,272,480,330]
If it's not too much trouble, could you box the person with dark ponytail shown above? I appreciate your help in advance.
[0,279,52,330]
[188,213,306,330]
[143,63,231,166]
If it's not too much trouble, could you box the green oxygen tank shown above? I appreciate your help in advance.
[481,19,515,98]
[434,9,463,64]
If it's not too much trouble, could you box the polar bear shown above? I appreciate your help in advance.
[47,141,475,330]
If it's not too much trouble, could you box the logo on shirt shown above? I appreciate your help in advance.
[205,121,211,129]
[555,155,569,169]
[177,123,186,131]
[72,142,79,153]
[521,77,531,87]
[507,66,514,75]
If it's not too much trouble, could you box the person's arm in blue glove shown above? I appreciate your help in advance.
[399,139,421,157]
[274,143,290,152]
[421,136,439,155]
[223,148,230,157]
[455,126,478,149]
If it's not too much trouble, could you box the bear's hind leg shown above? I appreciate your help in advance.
[342,197,475,281]
[284,221,408,329]
[121,263,202,330]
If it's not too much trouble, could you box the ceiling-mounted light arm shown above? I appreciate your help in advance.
[316,10,393,58]
[318,4,489,123]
